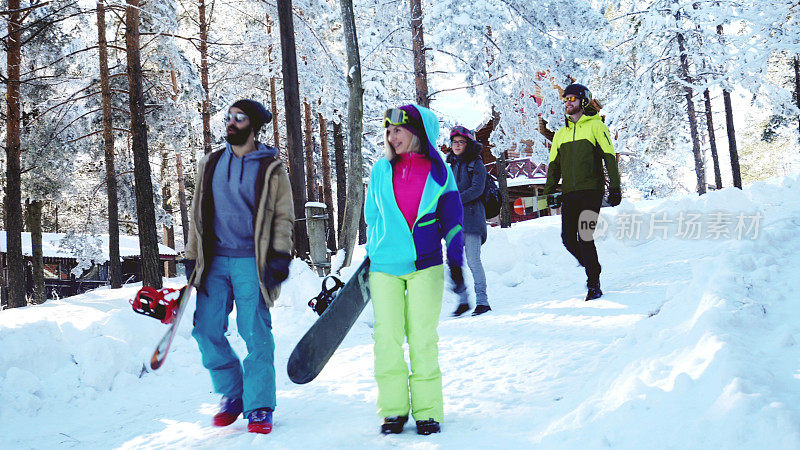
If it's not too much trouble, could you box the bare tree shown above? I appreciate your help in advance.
[339,0,365,267]
[409,0,429,107]
[126,0,163,288]
[97,0,123,288]
[277,0,309,257]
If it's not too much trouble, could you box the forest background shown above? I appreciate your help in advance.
[1,0,798,308]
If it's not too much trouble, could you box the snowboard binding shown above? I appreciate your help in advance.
[130,286,185,324]
[308,275,345,316]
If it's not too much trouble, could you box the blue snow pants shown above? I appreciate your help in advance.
[192,255,276,415]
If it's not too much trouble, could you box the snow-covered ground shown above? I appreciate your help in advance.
[2,174,800,449]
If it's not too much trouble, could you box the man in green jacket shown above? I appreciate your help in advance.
[544,83,622,301]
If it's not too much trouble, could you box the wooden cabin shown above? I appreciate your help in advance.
[1,232,177,304]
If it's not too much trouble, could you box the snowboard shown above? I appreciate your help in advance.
[288,258,371,384]
[149,272,196,370]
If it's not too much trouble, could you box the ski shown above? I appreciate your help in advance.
[149,273,196,370]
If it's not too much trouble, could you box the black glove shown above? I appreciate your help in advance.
[181,259,196,280]
[449,264,466,293]
[547,193,562,209]
[263,251,291,289]
[607,189,622,207]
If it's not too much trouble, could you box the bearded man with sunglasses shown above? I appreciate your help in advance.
[543,83,622,301]
[184,99,294,434]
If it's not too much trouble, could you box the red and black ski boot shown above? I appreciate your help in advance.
[213,397,243,427]
[130,286,183,324]
[247,408,273,434]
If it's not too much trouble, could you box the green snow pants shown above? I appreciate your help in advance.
[369,264,444,423]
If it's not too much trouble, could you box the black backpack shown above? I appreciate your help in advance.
[483,175,501,218]
[469,159,501,218]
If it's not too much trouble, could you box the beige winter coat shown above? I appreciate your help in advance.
[185,148,294,307]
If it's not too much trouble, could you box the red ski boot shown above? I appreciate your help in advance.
[212,397,243,427]
[247,408,273,434]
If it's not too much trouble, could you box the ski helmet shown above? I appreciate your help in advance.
[563,83,592,109]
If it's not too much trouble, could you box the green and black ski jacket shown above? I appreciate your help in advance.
[543,112,621,195]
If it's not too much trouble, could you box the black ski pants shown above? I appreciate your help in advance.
[560,189,604,285]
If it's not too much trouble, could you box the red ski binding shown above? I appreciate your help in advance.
[130,286,184,324]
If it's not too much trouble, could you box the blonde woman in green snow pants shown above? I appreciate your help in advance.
[365,104,466,435]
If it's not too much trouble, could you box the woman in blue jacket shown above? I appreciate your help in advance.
[447,126,491,316]
[364,104,465,435]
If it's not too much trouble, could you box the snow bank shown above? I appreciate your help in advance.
[536,174,800,448]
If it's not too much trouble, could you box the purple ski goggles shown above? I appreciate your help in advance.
[450,126,475,141]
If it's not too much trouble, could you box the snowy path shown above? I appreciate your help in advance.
[3,176,800,448]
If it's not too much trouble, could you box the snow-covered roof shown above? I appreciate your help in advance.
[0,231,178,260]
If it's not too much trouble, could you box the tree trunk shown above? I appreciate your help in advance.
[676,23,706,195]
[266,15,281,153]
[126,0,162,288]
[339,0,365,267]
[496,152,512,228]
[794,55,800,138]
[176,147,190,246]
[168,68,191,247]
[5,0,26,308]
[161,150,176,277]
[358,183,367,245]
[25,200,45,304]
[97,0,123,289]
[703,89,722,189]
[277,0,309,257]
[333,118,346,245]
[409,0,429,107]
[0,200,5,307]
[270,77,281,151]
[199,0,212,154]
[318,113,336,251]
[718,24,741,189]
[722,89,741,188]
[303,100,317,202]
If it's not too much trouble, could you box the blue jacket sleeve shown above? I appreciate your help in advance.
[438,166,464,267]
